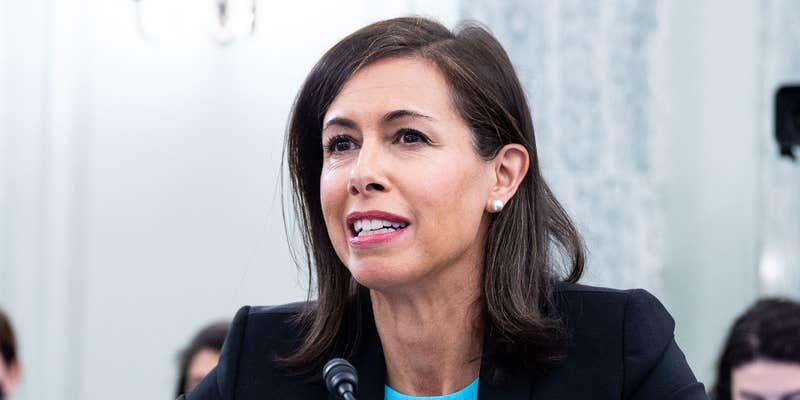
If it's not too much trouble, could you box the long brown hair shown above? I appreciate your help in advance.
[282,16,585,381]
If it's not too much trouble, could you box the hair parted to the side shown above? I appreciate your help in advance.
[281,16,585,381]
[711,298,800,400]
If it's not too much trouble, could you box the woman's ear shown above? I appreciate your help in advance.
[486,144,529,212]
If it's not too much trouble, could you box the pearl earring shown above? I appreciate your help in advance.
[490,199,504,213]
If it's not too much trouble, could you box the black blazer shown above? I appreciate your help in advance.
[181,283,708,399]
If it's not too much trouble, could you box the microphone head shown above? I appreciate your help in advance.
[323,357,359,397]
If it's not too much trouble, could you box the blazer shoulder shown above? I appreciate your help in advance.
[555,282,675,347]
[247,301,311,318]
[234,301,313,348]
[556,283,670,316]
[231,301,313,336]
[239,301,313,346]
[546,284,704,398]
[557,281,633,296]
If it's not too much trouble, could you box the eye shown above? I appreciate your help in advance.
[326,135,358,153]
[395,129,430,145]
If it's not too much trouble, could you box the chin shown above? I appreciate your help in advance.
[346,259,416,291]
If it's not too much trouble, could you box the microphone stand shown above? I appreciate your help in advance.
[323,358,359,400]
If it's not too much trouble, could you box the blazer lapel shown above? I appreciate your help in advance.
[477,362,532,400]
[477,329,532,400]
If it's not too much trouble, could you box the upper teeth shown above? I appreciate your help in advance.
[353,219,409,233]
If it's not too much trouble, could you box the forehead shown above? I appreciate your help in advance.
[733,360,800,391]
[324,56,456,124]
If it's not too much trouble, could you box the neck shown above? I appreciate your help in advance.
[370,269,483,396]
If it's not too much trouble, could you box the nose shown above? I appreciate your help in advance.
[348,140,389,196]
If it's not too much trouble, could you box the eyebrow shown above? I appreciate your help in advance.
[383,109,434,122]
[323,117,358,131]
[322,109,434,131]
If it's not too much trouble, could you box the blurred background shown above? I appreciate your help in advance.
[1,0,799,398]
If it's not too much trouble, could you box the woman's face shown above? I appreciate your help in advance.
[184,348,220,394]
[0,358,20,397]
[320,57,495,291]
[732,359,800,400]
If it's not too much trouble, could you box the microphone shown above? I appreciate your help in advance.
[323,358,358,400]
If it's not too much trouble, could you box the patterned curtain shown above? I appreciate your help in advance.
[460,0,665,290]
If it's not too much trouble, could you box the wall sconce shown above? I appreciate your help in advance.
[133,0,257,46]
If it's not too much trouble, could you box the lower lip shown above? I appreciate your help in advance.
[349,227,408,247]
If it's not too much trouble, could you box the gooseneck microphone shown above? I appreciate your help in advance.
[323,358,359,400]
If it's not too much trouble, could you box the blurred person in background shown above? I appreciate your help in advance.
[176,321,229,398]
[0,309,21,400]
[712,298,800,400]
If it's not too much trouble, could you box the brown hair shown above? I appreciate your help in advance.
[712,298,800,400]
[0,309,17,368]
[282,16,584,381]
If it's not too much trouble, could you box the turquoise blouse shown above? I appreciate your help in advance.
[384,378,479,400]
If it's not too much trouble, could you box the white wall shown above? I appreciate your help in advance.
[659,0,760,385]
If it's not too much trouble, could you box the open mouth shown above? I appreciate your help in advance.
[346,211,411,239]
[351,219,410,237]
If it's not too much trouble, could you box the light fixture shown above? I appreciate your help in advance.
[133,0,257,46]
[759,249,785,290]
[759,245,800,296]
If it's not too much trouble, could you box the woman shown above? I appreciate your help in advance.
[176,321,229,397]
[0,309,21,399]
[712,298,800,400]
[183,17,706,399]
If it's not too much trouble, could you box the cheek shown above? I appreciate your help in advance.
[319,167,350,246]
[414,161,489,237]
[320,168,344,215]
